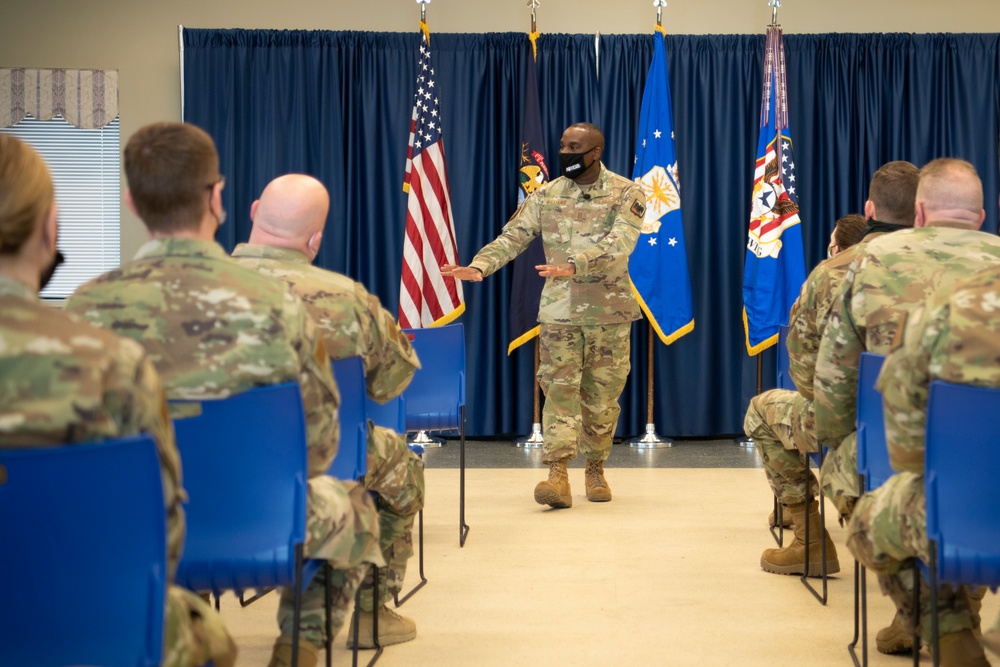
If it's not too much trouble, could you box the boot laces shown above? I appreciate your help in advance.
[586,461,606,487]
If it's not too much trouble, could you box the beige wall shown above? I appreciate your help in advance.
[2,0,998,258]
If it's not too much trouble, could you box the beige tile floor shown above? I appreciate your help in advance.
[219,467,999,666]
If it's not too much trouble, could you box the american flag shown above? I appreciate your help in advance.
[399,25,464,329]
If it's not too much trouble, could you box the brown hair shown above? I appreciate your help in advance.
[124,122,220,233]
[0,135,54,254]
[868,161,919,226]
[833,213,866,250]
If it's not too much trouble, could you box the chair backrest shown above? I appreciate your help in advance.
[855,352,890,491]
[402,323,466,432]
[366,394,406,434]
[776,324,795,391]
[170,382,308,595]
[0,435,166,667]
[330,356,368,481]
[925,380,1000,585]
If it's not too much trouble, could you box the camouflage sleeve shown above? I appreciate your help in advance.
[287,291,341,478]
[100,335,186,579]
[878,305,940,474]
[787,274,819,399]
[356,283,421,403]
[571,186,644,277]
[813,257,865,448]
[469,192,542,277]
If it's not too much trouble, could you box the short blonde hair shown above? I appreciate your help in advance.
[917,158,983,214]
[0,135,53,254]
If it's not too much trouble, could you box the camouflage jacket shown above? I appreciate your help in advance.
[231,244,420,403]
[786,232,889,399]
[814,223,1000,448]
[64,238,340,478]
[469,163,645,325]
[0,274,186,576]
[878,265,1000,474]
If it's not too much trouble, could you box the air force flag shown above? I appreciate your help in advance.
[629,27,694,345]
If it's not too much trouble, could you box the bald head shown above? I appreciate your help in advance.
[915,158,985,229]
[249,174,330,258]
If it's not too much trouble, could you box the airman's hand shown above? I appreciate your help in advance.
[536,263,575,277]
[441,264,483,282]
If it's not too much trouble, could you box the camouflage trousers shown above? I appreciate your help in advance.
[537,322,631,463]
[745,389,859,514]
[847,472,984,641]
[744,389,820,506]
[820,431,860,521]
[164,585,235,667]
[277,476,383,647]
[358,423,425,612]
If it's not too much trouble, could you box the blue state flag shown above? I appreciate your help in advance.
[742,27,807,355]
[507,34,549,354]
[629,28,694,345]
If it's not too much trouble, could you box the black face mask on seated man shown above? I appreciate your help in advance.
[39,250,65,291]
[559,150,595,180]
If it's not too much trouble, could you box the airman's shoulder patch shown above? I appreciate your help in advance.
[630,199,646,218]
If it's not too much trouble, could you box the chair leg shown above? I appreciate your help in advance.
[913,561,921,667]
[801,449,829,605]
[324,563,333,667]
[768,495,785,547]
[292,545,305,667]
[393,508,427,607]
[848,560,869,667]
[239,587,275,607]
[930,549,940,667]
[459,408,469,547]
[352,564,383,667]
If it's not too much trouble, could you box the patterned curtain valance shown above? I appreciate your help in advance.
[0,68,119,129]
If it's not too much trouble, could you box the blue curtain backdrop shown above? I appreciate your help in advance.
[183,29,1000,438]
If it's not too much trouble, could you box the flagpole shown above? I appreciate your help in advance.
[736,0,782,449]
[625,0,674,450]
[408,0,444,449]
[513,0,546,450]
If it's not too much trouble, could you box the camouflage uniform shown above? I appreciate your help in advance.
[744,238,869,510]
[0,274,233,667]
[469,163,644,462]
[847,264,1000,641]
[815,224,1000,452]
[64,238,383,647]
[232,243,424,611]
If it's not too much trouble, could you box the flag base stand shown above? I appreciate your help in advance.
[409,430,445,449]
[513,423,544,449]
[734,435,755,448]
[627,424,673,449]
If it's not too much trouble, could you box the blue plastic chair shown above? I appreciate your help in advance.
[170,382,330,667]
[402,323,469,546]
[776,323,796,391]
[367,394,406,434]
[849,352,887,667]
[0,434,166,667]
[916,380,1000,666]
[330,356,369,482]
[364,390,427,606]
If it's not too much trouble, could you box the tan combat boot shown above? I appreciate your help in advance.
[876,611,914,654]
[760,499,840,576]
[584,459,612,502]
[936,628,991,667]
[346,605,417,649]
[267,635,319,667]
[534,460,572,508]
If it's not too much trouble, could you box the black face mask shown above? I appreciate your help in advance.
[39,250,65,291]
[559,151,593,180]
